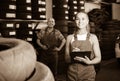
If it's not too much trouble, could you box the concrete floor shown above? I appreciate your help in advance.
[96,58,120,81]
[57,58,120,81]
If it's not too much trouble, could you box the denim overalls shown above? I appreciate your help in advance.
[67,33,96,81]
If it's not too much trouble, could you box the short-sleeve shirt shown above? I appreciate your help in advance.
[37,28,64,41]
[37,27,65,48]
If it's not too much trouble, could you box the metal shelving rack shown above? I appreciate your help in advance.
[0,0,46,43]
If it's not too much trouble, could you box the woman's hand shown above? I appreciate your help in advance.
[74,56,92,65]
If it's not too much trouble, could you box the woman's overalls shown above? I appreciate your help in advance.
[67,33,96,81]
[39,29,58,77]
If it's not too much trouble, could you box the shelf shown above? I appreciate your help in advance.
[0,19,47,23]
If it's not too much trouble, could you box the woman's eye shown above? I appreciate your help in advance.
[82,18,85,20]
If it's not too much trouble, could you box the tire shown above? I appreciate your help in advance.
[0,37,36,81]
[27,62,55,81]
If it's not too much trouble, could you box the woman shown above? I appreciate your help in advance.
[115,34,120,65]
[65,12,101,81]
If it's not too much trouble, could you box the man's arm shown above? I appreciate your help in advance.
[54,29,66,51]
[36,29,48,50]
[36,38,48,50]
[58,38,66,51]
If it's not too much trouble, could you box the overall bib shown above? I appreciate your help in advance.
[39,29,58,76]
[67,34,96,81]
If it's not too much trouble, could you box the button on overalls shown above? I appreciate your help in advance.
[67,33,96,81]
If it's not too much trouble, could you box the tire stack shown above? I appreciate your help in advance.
[0,21,17,38]
[0,38,55,81]
[0,0,16,37]
[0,0,16,38]
[88,9,110,29]
[68,0,78,21]
[31,0,46,20]
[16,22,33,43]
[68,0,85,35]
[53,0,69,38]
[77,0,85,12]
[68,0,85,21]
[15,0,33,42]
[0,0,16,19]
[16,0,32,20]
[87,8,114,60]
[52,0,69,74]
[100,20,120,60]
[68,21,76,35]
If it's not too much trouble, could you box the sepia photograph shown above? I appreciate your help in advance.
[0,0,120,81]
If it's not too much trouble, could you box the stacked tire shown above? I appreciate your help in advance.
[16,21,33,43]
[68,0,85,36]
[16,0,32,20]
[0,21,17,38]
[100,20,120,60]
[0,38,54,81]
[31,0,46,20]
[0,0,16,19]
[68,0,85,21]
[53,0,69,38]
[68,0,77,21]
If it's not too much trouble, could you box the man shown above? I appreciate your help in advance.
[36,18,66,78]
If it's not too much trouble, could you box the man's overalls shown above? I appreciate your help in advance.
[39,29,58,77]
[67,33,96,81]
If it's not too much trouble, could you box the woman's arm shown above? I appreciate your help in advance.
[89,34,101,64]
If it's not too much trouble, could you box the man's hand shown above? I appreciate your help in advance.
[53,47,60,51]
[42,45,48,50]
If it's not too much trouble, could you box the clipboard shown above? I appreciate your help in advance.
[70,51,91,63]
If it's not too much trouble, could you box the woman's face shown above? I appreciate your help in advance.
[75,12,89,29]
